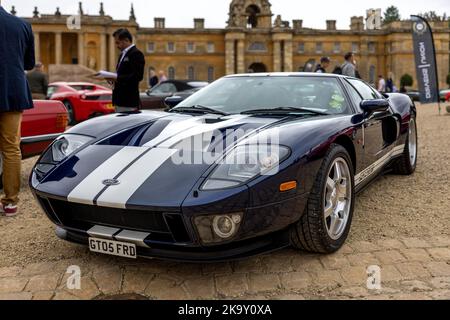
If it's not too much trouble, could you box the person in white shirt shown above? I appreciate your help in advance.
[378,75,386,93]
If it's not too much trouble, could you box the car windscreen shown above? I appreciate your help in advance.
[47,86,58,98]
[70,85,96,91]
[177,76,351,115]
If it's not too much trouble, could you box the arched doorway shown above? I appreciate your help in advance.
[248,63,267,73]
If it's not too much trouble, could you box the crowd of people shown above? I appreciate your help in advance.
[314,52,399,93]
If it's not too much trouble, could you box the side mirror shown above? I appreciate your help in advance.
[360,99,390,116]
[164,96,183,109]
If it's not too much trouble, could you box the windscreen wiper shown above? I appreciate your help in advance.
[170,105,229,116]
[241,107,329,116]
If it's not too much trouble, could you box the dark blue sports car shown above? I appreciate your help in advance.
[30,73,417,262]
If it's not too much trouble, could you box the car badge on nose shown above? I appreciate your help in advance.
[102,179,120,186]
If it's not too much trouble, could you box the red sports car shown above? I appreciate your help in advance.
[47,82,114,125]
[0,100,68,189]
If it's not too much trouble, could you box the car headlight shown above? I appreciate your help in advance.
[51,135,93,162]
[201,144,290,190]
[35,134,93,178]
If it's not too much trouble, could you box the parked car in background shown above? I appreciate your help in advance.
[47,82,114,125]
[0,100,67,189]
[406,90,420,102]
[439,89,450,102]
[140,80,209,109]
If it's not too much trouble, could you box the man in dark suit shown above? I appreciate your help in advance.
[26,62,49,99]
[0,4,35,217]
[112,28,145,112]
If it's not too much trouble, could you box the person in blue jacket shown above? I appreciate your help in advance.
[0,3,35,217]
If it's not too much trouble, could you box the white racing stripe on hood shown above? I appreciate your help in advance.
[157,115,250,149]
[67,147,148,205]
[96,148,177,209]
[143,115,210,148]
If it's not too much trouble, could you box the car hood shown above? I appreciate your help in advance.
[36,113,283,210]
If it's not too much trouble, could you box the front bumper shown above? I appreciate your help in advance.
[33,190,308,262]
[56,225,290,262]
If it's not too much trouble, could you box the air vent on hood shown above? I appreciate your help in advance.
[97,123,151,146]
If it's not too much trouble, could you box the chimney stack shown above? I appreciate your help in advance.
[350,16,364,31]
[154,17,165,29]
[194,18,205,29]
[293,20,303,31]
[326,20,337,30]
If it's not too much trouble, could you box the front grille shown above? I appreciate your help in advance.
[39,197,191,243]
[48,198,169,232]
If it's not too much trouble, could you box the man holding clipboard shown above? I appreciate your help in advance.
[99,29,145,113]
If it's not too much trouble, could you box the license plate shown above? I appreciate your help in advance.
[88,237,137,259]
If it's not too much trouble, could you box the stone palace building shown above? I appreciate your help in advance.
[12,0,450,89]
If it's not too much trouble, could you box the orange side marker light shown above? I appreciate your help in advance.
[280,181,298,192]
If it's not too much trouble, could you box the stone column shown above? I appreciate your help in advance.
[78,32,85,66]
[109,33,117,71]
[100,33,107,70]
[273,41,281,72]
[55,32,62,65]
[225,39,235,75]
[283,40,293,72]
[237,39,245,74]
[34,32,40,63]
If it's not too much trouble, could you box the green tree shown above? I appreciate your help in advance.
[383,6,401,24]
[400,74,414,88]
[417,11,448,21]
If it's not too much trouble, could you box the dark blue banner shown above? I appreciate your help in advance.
[411,15,440,104]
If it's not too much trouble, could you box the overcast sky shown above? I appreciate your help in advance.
[2,0,449,29]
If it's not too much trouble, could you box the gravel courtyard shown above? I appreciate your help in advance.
[0,103,449,300]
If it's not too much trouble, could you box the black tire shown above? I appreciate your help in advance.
[290,144,355,254]
[63,100,76,125]
[393,116,417,175]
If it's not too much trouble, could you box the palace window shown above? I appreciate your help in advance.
[147,42,155,53]
[297,42,305,53]
[369,65,376,84]
[352,42,359,53]
[167,42,176,53]
[248,42,267,52]
[387,42,394,53]
[188,66,195,80]
[186,42,195,53]
[168,66,175,80]
[316,42,323,54]
[208,66,215,82]
[368,42,376,54]
[207,42,215,53]
[333,42,341,53]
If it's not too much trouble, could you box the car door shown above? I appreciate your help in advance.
[346,79,397,171]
